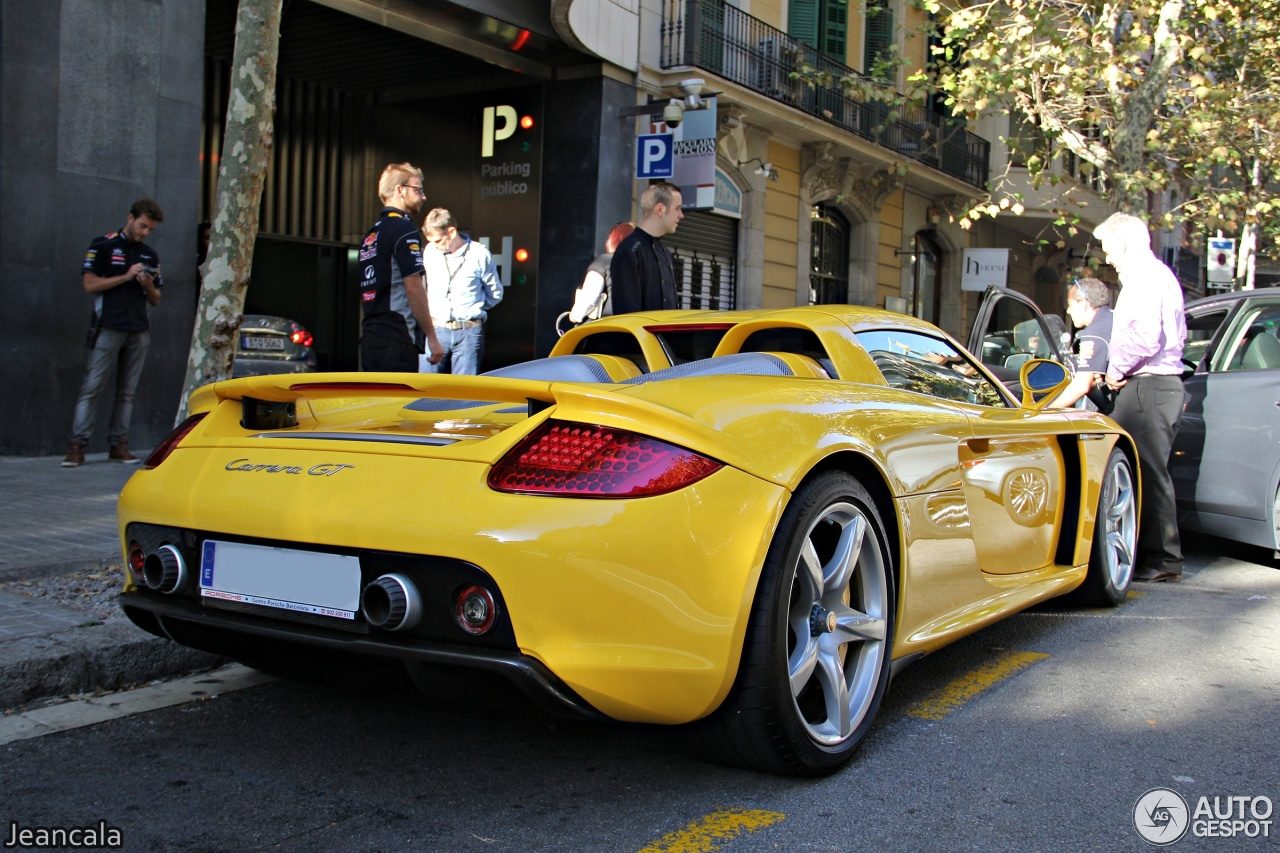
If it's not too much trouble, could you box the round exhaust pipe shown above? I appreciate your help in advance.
[361,573,422,632]
[142,544,188,594]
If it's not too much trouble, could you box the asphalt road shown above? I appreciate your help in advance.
[3,533,1278,852]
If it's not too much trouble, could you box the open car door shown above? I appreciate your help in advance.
[967,285,1069,397]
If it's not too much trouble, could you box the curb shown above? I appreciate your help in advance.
[0,555,122,584]
[0,616,224,711]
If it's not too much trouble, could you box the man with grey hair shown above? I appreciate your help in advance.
[1095,211,1187,582]
[610,181,684,314]
[1050,276,1113,410]
[421,207,503,375]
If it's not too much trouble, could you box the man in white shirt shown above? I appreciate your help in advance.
[421,207,504,374]
[1097,211,1187,582]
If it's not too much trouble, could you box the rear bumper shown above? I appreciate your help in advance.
[120,591,605,721]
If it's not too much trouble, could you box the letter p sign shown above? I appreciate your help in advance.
[636,133,674,179]
[482,105,518,158]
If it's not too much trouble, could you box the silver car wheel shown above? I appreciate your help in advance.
[1101,459,1137,589]
[785,501,890,747]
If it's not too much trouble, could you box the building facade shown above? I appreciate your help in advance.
[0,0,1109,456]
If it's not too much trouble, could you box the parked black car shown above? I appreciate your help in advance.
[232,315,318,378]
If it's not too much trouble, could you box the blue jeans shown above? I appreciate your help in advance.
[421,324,484,375]
[70,328,150,444]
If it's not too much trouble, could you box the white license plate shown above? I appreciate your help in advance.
[200,540,360,620]
[242,335,286,351]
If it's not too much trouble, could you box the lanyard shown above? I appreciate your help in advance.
[444,241,470,289]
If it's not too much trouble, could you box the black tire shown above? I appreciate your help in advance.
[691,471,895,776]
[1073,448,1137,606]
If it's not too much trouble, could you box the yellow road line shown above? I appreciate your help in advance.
[904,650,1050,721]
[637,808,786,853]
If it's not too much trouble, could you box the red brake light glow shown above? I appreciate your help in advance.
[290,329,314,347]
[144,412,207,468]
[489,421,722,498]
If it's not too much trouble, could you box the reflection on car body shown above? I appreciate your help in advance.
[118,302,1137,777]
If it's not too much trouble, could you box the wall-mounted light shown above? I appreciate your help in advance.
[737,157,778,181]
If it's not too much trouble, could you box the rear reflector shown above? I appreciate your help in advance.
[488,421,722,498]
[144,413,208,469]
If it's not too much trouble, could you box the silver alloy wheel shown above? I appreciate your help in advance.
[1101,460,1137,589]
[786,501,889,747]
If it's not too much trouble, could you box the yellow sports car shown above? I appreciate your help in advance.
[118,305,1138,776]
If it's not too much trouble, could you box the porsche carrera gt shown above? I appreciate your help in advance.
[117,305,1138,775]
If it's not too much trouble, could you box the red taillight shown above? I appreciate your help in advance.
[143,413,207,468]
[128,542,145,575]
[290,329,313,348]
[488,421,722,498]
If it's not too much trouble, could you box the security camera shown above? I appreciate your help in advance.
[679,78,705,97]
[662,98,684,128]
[679,78,705,109]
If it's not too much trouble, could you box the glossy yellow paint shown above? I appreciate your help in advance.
[124,305,1137,729]
[637,808,787,853]
[904,650,1051,720]
[120,431,786,724]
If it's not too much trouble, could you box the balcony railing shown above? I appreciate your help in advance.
[661,0,989,188]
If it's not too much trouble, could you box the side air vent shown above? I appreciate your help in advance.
[242,397,297,430]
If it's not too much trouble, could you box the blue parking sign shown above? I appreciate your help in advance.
[636,133,674,179]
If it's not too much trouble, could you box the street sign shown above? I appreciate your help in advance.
[636,133,673,179]
[961,249,1010,291]
[1207,237,1236,284]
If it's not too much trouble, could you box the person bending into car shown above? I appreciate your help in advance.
[1096,212,1187,583]
[358,163,444,373]
[63,199,165,468]
[1049,276,1114,411]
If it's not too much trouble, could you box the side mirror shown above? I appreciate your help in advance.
[1019,358,1070,410]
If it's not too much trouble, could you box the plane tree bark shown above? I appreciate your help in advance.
[177,0,283,420]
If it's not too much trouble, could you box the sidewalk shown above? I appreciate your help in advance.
[0,454,220,710]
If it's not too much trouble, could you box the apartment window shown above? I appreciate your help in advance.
[789,0,849,59]
[863,0,895,79]
[1007,112,1045,168]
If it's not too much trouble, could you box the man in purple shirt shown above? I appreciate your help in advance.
[1097,212,1188,582]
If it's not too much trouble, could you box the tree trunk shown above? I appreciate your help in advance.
[176,0,283,421]
[1109,0,1184,212]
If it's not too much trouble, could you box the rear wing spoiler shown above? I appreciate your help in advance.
[190,372,564,409]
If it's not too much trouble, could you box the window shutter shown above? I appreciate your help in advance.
[864,0,894,78]
[789,0,820,47]
[822,0,848,59]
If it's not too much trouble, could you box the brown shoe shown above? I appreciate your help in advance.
[62,441,86,468]
[109,440,140,464]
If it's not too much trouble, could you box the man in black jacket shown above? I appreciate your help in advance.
[63,198,165,468]
[610,181,684,314]
[357,162,444,372]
